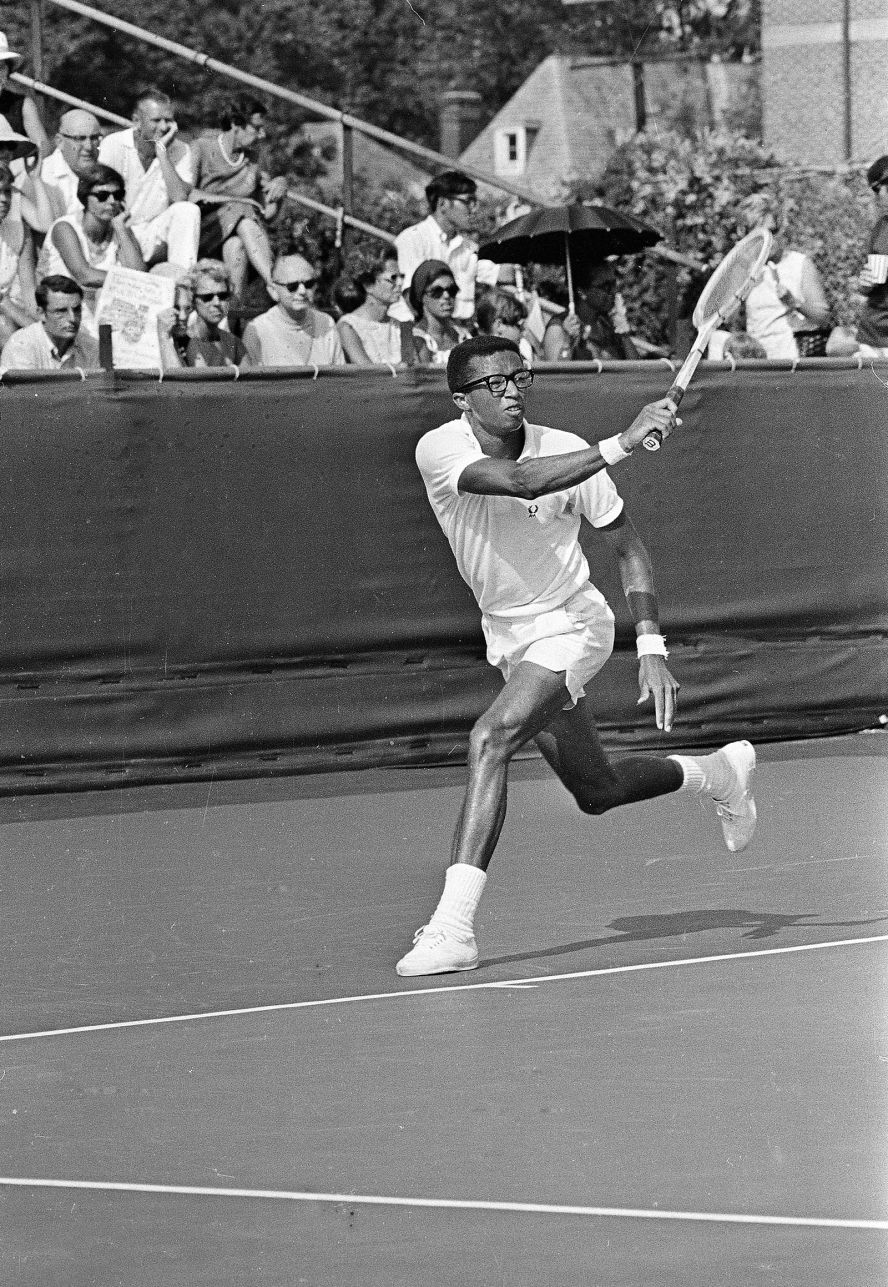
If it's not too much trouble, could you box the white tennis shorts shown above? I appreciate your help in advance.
[481,588,615,707]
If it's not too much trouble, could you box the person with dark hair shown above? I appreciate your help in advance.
[38,162,144,336]
[156,258,248,370]
[1,273,98,369]
[854,156,888,360]
[336,250,404,364]
[392,170,497,324]
[401,258,472,366]
[396,335,757,976]
[98,87,199,274]
[569,260,642,361]
[189,97,289,307]
[475,287,534,365]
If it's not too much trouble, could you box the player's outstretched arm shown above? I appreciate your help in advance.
[599,510,680,732]
[458,399,676,500]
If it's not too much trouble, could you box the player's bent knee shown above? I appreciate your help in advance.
[571,778,623,815]
[469,714,524,764]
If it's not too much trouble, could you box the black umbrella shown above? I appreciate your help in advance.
[478,202,662,312]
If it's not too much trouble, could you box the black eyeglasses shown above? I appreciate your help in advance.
[459,369,534,397]
[426,283,458,299]
[274,277,317,291]
[195,289,231,302]
[378,272,403,285]
[450,195,477,209]
[90,189,123,203]
[61,132,101,145]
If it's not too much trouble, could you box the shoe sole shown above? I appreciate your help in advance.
[396,955,479,978]
[718,740,756,852]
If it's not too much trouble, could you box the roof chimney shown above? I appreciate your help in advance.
[439,89,484,158]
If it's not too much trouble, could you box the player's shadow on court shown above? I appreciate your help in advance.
[480,909,888,969]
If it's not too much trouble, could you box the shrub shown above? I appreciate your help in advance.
[571,129,874,348]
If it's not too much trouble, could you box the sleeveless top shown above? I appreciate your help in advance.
[744,251,809,360]
[338,310,402,365]
[38,212,120,336]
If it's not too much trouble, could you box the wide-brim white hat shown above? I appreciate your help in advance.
[0,123,37,161]
[0,33,23,66]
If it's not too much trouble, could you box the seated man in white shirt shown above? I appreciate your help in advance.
[392,170,498,324]
[40,109,102,219]
[0,273,98,370]
[242,252,344,366]
[98,87,199,275]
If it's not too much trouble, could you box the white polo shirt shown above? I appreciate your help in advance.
[416,415,623,620]
[98,128,194,225]
[1,320,99,371]
[393,214,498,322]
[40,148,81,218]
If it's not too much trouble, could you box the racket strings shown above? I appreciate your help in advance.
[694,230,772,327]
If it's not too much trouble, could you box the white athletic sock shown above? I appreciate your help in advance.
[428,863,487,938]
[668,752,732,799]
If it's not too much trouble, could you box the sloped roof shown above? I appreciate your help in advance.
[460,53,755,198]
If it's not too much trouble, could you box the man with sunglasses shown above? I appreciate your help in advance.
[242,252,343,366]
[396,335,757,976]
[40,110,102,219]
[391,170,498,324]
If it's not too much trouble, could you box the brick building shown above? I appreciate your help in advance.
[762,0,888,165]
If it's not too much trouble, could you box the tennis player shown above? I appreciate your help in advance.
[397,335,756,976]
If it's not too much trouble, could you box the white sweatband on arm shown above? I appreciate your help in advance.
[598,435,631,466]
[636,633,668,659]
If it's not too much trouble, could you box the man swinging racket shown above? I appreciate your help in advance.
[397,335,756,977]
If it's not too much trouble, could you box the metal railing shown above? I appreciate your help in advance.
[23,0,702,277]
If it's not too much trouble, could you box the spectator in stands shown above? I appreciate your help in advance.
[38,162,145,337]
[475,287,534,366]
[242,252,344,366]
[392,171,497,324]
[0,162,37,345]
[40,109,102,219]
[189,97,289,308]
[98,87,199,276]
[570,260,641,361]
[0,120,52,235]
[401,259,472,367]
[740,193,830,359]
[530,278,582,361]
[1,273,98,370]
[157,259,248,369]
[853,155,888,360]
[336,250,404,365]
[0,32,50,157]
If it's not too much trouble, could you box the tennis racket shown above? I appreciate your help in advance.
[643,227,773,450]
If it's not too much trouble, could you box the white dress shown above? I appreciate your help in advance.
[338,310,402,365]
[744,251,809,360]
[38,212,119,336]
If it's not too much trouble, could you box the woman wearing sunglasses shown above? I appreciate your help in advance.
[157,259,249,369]
[38,162,144,337]
[403,258,472,366]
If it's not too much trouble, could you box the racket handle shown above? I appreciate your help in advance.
[642,386,684,452]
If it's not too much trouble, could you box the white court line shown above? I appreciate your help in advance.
[0,1176,885,1231]
[2,933,886,1046]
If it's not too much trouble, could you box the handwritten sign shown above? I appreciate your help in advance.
[96,266,175,369]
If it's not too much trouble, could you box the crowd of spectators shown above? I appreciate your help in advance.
[0,25,886,374]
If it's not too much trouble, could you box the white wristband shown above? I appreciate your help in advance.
[636,633,668,659]
[598,434,631,466]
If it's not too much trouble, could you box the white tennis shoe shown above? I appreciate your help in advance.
[396,924,479,976]
[711,740,757,852]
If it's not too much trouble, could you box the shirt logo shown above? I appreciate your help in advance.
[527,504,539,518]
